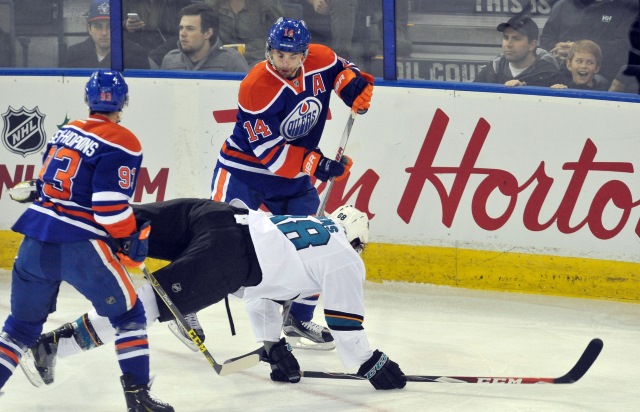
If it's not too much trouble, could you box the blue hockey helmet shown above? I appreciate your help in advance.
[85,70,129,113]
[266,17,310,54]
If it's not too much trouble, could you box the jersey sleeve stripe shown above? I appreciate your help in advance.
[93,191,132,202]
[221,142,262,164]
[43,201,96,222]
[92,204,131,214]
[260,144,283,165]
[97,211,137,238]
[253,136,283,158]
[29,204,108,237]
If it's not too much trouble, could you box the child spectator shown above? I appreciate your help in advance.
[551,40,610,90]
[540,0,639,82]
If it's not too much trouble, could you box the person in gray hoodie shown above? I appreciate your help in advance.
[475,15,561,87]
[160,3,249,72]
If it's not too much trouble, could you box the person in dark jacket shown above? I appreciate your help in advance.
[65,0,150,69]
[123,0,193,66]
[475,15,560,87]
[160,3,249,72]
[540,0,639,82]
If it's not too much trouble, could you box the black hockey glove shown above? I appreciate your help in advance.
[357,350,406,390]
[263,338,301,383]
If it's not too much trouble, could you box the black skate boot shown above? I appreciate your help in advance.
[121,374,174,412]
[282,301,335,351]
[20,322,74,387]
[167,312,205,352]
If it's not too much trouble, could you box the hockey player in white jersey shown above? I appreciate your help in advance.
[23,199,406,390]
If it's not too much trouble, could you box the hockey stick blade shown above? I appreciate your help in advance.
[141,265,259,376]
[217,352,262,376]
[223,347,264,365]
[302,338,603,384]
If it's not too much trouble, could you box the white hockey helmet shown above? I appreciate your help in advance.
[330,205,369,253]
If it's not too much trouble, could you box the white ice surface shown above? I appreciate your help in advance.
[0,269,639,412]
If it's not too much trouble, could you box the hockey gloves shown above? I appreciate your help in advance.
[263,338,301,383]
[334,69,374,114]
[357,350,406,390]
[8,179,38,203]
[303,151,352,182]
[115,220,151,268]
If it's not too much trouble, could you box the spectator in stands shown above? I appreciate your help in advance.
[609,65,640,93]
[539,0,639,82]
[550,40,610,90]
[475,15,560,87]
[293,0,359,60]
[613,12,640,93]
[65,0,150,69]
[0,27,12,67]
[160,2,249,72]
[123,0,192,66]
[204,0,283,67]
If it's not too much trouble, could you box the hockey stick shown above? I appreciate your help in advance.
[316,110,357,216]
[301,338,603,384]
[223,346,264,364]
[141,265,261,376]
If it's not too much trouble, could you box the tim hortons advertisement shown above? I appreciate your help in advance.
[0,76,638,263]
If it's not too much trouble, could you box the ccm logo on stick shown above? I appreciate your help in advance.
[476,378,524,384]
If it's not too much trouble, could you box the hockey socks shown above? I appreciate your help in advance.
[288,295,319,322]
[0,332,26,389]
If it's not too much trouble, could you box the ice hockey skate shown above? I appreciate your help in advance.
[121,374,174,412]
[282,301,335,351]
[20,322,74,387]
[167,312,205,352]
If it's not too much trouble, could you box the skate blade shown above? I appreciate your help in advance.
[19,350,46,388]
[167,321,199,352]
[285,336,335,351]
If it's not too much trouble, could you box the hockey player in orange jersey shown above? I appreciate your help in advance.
[209,17,374,350]
[0,70,173,411]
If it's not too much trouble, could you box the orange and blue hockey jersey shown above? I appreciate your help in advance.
[12,115,142,243]
[215,44,363,192]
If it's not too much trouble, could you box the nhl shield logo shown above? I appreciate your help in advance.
[2,106,47,157]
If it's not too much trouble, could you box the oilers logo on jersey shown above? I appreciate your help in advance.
[280,97,322,141]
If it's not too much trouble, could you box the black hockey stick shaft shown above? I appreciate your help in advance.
[316,110,357,216]
[141,265,260,376]
[302,338,603,384]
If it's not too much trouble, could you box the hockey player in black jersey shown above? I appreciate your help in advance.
[20,198,406,392]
